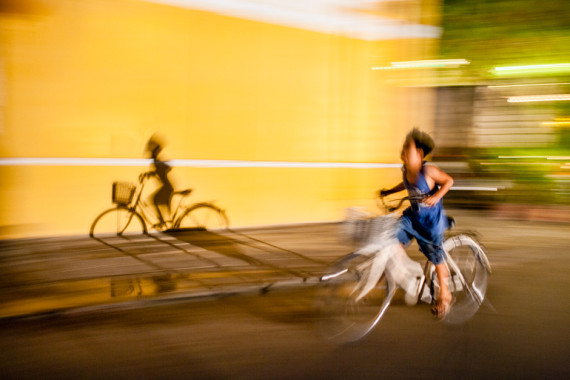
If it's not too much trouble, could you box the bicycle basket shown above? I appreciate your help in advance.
[344,210,399,246]
[112,182,135,205]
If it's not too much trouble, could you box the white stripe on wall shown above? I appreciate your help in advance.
[0,157,503,191]
[0,157,402,169]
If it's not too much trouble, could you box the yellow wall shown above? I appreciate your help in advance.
[0,0,439,238]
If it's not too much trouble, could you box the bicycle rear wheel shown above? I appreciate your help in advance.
[90,206,147,238]
[175,203,228,231]
[441,235,489,324]
[316,253,395,344]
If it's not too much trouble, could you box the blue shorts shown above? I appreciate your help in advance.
[396,213,445,265]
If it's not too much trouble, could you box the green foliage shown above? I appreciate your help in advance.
[467,145,570,206]
[440,0,570,79]
[436,0,570,206]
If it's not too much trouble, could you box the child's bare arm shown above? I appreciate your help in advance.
[379,182,406,197]
[423,165,454,207]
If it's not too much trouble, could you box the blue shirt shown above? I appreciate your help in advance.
[401,162,447,243]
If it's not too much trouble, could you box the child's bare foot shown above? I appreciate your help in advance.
[432,292,453,319]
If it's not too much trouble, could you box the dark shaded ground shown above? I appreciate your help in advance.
[0,275,567,380]
[1,211,569,379]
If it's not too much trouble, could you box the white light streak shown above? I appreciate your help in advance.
[0,158,151,166]
[494,63,570,72]
[145,0,441,41]
[321,269,348,281]
[372,59,469,70]
[498,156,570,160]
[392,59,469,67]
[488,82,570,88]
[450,186,501,191]
[498,156,546,159]
[482,162,558,166]
[507,94,570,103]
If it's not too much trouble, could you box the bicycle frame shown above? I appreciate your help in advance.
[344,195,489,306]
[316,194,491,343]
[127,173,192,229]
[90,172,228,237]
[335,226,486,314]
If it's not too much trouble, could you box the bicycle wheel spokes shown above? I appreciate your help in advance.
[316,254,394,344]
[90,207,146,238]
[176,204,228,231]
[442,235,488,325]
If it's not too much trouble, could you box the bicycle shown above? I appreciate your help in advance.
[90,171,229,238]
[315,194,491,344]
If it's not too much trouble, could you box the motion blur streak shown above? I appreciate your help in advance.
[507,94,570,103]
[372,59,470,70]
[489,82,570,88]
[145,0,442,40]
[495,63,570,75]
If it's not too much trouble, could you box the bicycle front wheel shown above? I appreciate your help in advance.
[315,253,395,344]
[90,206,147,238]
[442,235,489,324]
[175,203,229,231]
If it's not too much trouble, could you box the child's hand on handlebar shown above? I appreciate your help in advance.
[423,194,441,208]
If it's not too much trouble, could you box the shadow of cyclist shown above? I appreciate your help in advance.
[145,134,175,227]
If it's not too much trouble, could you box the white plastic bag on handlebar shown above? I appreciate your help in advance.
[386,243,424,304]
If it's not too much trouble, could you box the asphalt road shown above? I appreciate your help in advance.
[1,212,569,379]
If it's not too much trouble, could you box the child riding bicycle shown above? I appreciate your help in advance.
[380,128,454,319]
[145,134,175,227]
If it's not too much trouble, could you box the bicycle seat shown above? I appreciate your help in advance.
[174,189,192,196]
[446,216,456,230]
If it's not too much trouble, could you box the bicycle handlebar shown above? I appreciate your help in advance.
[138,171,154,182]
[378,193,427,213]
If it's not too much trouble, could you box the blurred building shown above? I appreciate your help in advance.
[0,0,442,237]
[428,0,570,209]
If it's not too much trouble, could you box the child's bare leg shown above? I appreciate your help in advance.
[434,263,452,314]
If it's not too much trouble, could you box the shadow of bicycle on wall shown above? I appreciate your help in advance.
[90,133,230,238]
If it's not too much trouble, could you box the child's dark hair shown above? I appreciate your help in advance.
[405,128,435,156]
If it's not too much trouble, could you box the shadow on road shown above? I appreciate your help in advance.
[89,228,326,303]
[166,229,266,266]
